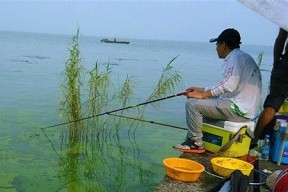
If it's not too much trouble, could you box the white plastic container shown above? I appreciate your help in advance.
[223,121,255,132]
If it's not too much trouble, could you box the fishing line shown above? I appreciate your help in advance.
[108,114,187,130]
[41,91,187,129]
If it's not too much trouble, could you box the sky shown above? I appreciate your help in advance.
[0,0,280,46]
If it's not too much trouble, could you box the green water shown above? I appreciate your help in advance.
[1,109,185,191]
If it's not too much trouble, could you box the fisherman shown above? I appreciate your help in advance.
[250,28,288,148]
[173,28,262,153]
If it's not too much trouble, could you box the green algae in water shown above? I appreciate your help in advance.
[41,29,183,192]
[0,136,20,191]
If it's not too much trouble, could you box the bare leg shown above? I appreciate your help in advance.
[252,107,276,145]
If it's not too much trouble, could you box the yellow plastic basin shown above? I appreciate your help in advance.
[211,157,254,177]
[163,158,205,182]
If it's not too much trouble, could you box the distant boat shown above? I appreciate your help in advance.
[101,38,130,44]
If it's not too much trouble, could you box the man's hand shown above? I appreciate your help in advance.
[186,89,212,99]
[186,87,204,92]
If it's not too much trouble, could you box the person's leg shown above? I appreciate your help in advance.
[185,98,248,141]
[173,98,248,153]
[252,107,276,144]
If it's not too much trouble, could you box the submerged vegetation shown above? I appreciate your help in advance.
[54,30,183,191]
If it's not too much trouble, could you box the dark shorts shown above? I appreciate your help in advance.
[264,55,288,111]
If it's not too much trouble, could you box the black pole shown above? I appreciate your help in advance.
[41,91,187,129]
[108,114,187,130]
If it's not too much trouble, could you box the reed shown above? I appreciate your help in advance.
[59,29,83,139]
[127,56,183,136]
[119,75,135,108]
[86,62,112,117]
[55,29,184,192]
[113,75,135,134]
[147,56,182,103]
[58,29,84,191]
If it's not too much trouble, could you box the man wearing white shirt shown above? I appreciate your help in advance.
[173,28,262,153]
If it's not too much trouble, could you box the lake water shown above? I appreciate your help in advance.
[0,31,273,192]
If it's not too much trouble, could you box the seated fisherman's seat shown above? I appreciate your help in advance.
[202,119,255,157]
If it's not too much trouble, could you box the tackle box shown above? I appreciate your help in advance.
[202,120,255,157]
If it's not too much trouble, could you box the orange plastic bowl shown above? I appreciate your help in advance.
[163,158,205,182]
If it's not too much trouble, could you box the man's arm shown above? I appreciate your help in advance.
[273,28,288,67]
[186,89,213,99]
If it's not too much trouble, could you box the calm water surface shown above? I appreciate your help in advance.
[0,31,272,192]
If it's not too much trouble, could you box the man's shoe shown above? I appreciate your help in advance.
[173,139,205,153]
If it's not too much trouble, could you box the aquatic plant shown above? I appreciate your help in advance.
[59,28,83,138]
[127,56,183,138]
[147,56,182,103]
[86,62,112,118]
[53,29,184,192]
[119,75,135,108]
[113,75,135,133]
[58,29,86,192]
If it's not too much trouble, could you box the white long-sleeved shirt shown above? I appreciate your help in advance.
[209,49,262,118]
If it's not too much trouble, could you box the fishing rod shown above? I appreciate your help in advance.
[108,113,187,130]
[41,91,187,129]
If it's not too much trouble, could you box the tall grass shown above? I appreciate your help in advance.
[58,29,84,192]
[59,29,83,140]
[86,62,112,118]
[55,29,183,191]
[124,56,183,138]
[147,56,182,102]
[119,75,135,108]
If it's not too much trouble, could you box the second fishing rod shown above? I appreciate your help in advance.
[41,91,188,129]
